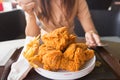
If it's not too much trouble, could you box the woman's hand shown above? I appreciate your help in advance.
[17,0,35,15]
[85,31,102,47]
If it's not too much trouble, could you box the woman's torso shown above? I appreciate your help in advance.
[36,0,79,34]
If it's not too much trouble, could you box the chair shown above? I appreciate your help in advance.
[0,9,26,41]
[74,10,120,37]
[86,0,113,10]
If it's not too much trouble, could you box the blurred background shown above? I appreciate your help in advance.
[0,0,120,41]
[0,0,119,11]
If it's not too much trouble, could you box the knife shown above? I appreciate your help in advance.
[93,47,120,78]
[1,47,23,80]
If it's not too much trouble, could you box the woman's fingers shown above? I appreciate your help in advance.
[85,31,97,47]
[85,31,102,47]
[22,2,35,13]
[17,0,35,14]
[92,33,102,46]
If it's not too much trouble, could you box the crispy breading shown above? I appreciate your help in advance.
[37,44,56,64]
[23,35,41,68]
[76,43,88,50]
[42,50,63,71]
[23,27,94,72]
[23,36,40,59]
[84,49,94,61]
[60,43,94,71]
[41,27,76,50]
[63,43,77,59]
[60,44,86,71]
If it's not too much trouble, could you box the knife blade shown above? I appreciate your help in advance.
[0,48,17,66]
[93,47,120,78]
[1,47,23,80]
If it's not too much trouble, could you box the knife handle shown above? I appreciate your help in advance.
[1,47,23,80]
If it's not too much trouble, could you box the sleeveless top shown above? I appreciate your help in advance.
[36,0,91,36]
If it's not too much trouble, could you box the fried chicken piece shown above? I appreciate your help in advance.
[42,50,63,71]
[76,43,88,50]
[60,43,77,71]
[63,43,77,59]
[60,57,80,71]
[84,49,94,61]
[74,47,86,68]
[60,43,94,71]
[60,43,79,71]
[37,44,54,63]
[61,44,85,71]
[68,34,76,45]
[41,27,76,51]
[76,43,94,61]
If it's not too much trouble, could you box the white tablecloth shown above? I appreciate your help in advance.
[0,39,25,66]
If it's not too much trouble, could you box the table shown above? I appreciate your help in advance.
[23,39,120,80]
[0,37,120,80]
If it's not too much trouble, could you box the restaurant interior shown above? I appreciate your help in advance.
[0,0,120,80]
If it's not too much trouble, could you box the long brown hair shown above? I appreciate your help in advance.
[34,0,75,21]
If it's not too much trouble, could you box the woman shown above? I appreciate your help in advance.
[8,0,102,79]
[18,0,102,47]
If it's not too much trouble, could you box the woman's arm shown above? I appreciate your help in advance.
[77,0,101,47]
[25,13,40,37]
[77,0,96,32]
[18,0,40,37]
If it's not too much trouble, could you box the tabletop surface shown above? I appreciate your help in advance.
[0,36,120,80]
[23,38,120,80]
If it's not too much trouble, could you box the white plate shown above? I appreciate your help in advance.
[35,56,96,80]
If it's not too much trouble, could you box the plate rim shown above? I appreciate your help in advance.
[34,56,96,80]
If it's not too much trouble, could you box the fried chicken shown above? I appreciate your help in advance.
[42,50,63,71]
[84,49,94,61]
[60,43,94,71]
[41,27,76,51]
[23,27,94,72]
[23,36,40,60]
[37,44,55,64]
